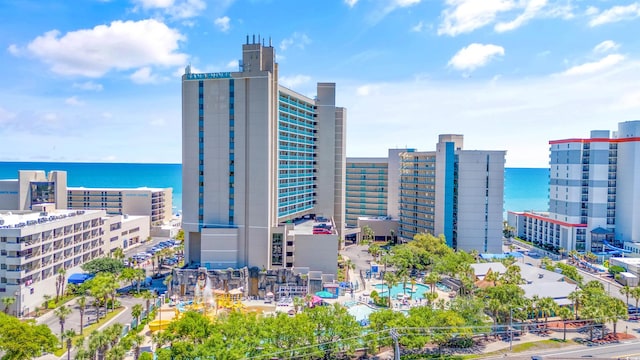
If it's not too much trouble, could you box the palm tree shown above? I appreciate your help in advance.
[112,248,125,262]
[620,285,631,307]
[484,269,500,287]
[131,304,143,328]
[425,271,441,294]
[557,307,573,341]
[1,296,16,314]
[129,334,144,360]
[142,291,154,315]
[383,271,398,307]
[55,305,72,344]
[134,268,146,294]
[43,294,52,309]
[344,259,355,282]
[538,297,558,329]
[77,296,87,335]
[63,329,76,360]
[632,287,640,316]
[163,274,173,297]
[568,289,582,319]
[608,298,628,337]
[56,267,67,303]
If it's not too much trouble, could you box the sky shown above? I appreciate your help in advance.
[1,0,639,168]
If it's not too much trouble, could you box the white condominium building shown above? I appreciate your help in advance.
[509,120,640,254]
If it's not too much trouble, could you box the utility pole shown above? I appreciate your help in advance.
[390,328,400,360]
[509,307,513,352]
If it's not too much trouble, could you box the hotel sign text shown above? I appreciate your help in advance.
[185,72,232,80]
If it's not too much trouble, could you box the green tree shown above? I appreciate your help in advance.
[383,271,398,307]
[112,248,125,262]
[131,304,143,327]
[133,268,146,294]
[484,269,501,287]
[425,271,441,294]
[1,296,16,314]
[42,294,52,309]
[55,267,67,303]
[568,289,582,320]
[344,258,355,282]
[607,297,628,336]
[0,312,58,359]
[620,285,631,307]
[63,329,76,360]
[81,258,125,275]
[538,297,558,329]
[501,264,525,285]
[55,305,72,344]
[77,295,87,335]
[142,291,155,315]
[557,306,573,341]
[632,287,640,316]
[129,333,144,360]
[175,229,184,241]
[362,225,374,242]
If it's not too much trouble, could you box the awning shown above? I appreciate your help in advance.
[67,273,94,285]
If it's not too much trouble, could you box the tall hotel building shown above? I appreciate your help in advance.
[182,37,346,271]
[346,137,505,253]
[509,120,640,254]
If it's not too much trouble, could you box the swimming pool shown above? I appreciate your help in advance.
[347,304,377,323]
[373,283,430,300]
[436,282,451,292]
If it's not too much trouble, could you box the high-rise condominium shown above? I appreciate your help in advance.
[182,37,346,271]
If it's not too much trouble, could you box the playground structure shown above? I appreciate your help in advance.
[149,271,275,332]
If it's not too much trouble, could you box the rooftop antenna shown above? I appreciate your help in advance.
[246,34,249,44]
[269,37,272,47]
[252,34,256,43]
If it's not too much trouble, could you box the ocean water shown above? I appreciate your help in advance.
[0,163,549,215]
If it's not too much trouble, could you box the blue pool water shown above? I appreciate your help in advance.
[373,283,430,299]
[346,304,377,323]
[435,282,451,292]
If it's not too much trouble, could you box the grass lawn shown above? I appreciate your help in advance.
[53,307,125,357]
[461,339,576,359]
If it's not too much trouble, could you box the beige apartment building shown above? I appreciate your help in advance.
[182,37,345,273]
[67,187,172,225]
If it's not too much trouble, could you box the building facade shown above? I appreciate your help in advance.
[345,158,388,226]
[67,187,172,225]
[509,120,640,254]
[182,37,346,271]
[0,203,146,317]
[398,135,505,253]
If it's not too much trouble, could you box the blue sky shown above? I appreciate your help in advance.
[1,0,639,167]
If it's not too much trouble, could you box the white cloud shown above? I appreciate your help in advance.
[562,54,625,76]
[495,0,547,32]
[616,91,640,109]
[73,81,103,91]
[19,19,187,77]
[65,96,84,106]
[214,16,230,32]
[279,75,311,89]
[341,60,640,168]
[226,60,238,70]
[134,0,175,8]
[589,2,640,26]
[411,21,424,32]
[133,0,206,19]
[585,6,599,16]
[279,32,311,51]
[439,0,573,36]
[345,0,358,7]
[130,67,159,84]
[448,43,505,71]
[7,44,20,55]
[42,113,58,122]
[438,0,515,36]
[593,40,619,54]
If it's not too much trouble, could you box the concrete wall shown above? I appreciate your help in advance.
[294,234,338,275]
